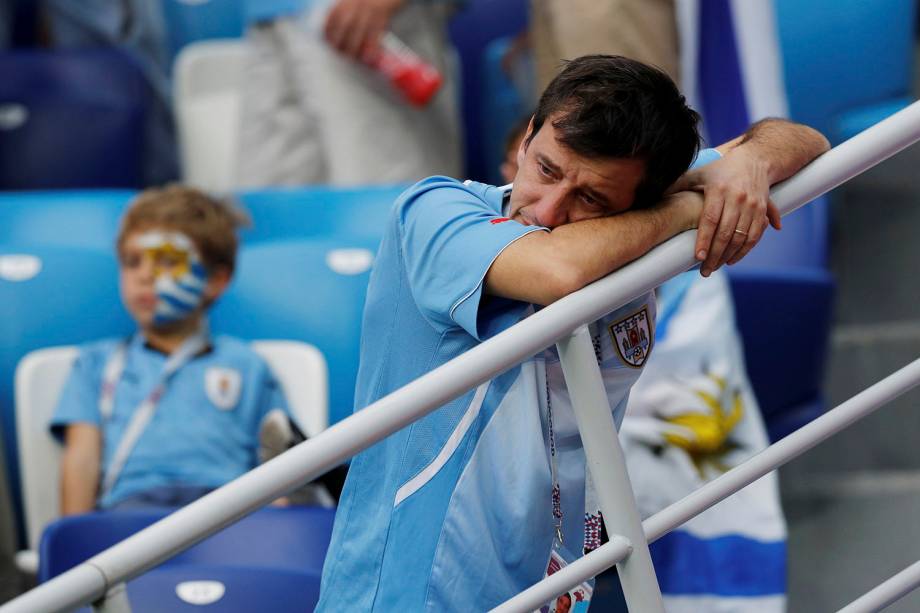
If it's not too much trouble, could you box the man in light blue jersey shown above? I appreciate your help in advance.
[317,55,829,611]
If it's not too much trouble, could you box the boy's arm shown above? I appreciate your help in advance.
[676,118,831,275]
[59,423,102,515]
[485,190,704,306]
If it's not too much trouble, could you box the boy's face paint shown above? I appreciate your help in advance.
[120,230,209,328]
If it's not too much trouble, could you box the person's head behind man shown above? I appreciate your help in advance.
[508,55,701,229]
[116,185,247,338]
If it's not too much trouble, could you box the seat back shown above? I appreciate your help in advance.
[39,506,335,581]
[0,191,133,252]
[173,40,247,192]
[14,348,78,553]
[774,0,916,143]
[0,49,148,189]
[161,0,245,63]
[727,268,835,441]
[15,339,326,555]
[211,237,378,425]
[250,340,328,437]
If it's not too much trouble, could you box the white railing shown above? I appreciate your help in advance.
[6,100,920,613]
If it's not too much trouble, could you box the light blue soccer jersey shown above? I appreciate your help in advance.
[50,335,289,508]
[317,176,656,611]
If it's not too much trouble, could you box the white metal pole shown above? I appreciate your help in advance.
[837,560,920,613]
[499,356,920,607]
[8,101,920,613]
[555,326,664,612]
[491,536,633,613]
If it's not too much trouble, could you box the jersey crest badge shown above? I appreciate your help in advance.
[608,308,652,368]
[205,367,242,410]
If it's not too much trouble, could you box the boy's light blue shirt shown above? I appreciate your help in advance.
[50,334,289,508]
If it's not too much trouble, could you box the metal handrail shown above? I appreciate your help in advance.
[6,100,920,613]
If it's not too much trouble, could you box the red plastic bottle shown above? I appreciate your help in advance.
[361,32,443,107]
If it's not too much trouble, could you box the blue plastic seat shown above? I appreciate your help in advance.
[0,246,133,539]
[727,268,835,442]
[479,37,530,186]
[0,49,148,189]
[39,506,334,612]
[774,0,916,144]
[237,184,405,246]
[160,0,245,63]
[0,190,133,251]
[210,237,379,425]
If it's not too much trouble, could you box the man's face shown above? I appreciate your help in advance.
[507,116,646,229]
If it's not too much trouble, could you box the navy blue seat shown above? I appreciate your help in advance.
[211,237,379,425]
[0,246,133,539]
[448,0,528,180]
[0,50,148,189]
[727,268,835,442]
[40,507,334,612]
[160,0,245,63]
[0,190,132,251]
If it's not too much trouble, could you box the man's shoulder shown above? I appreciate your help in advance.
[395,175,504,213]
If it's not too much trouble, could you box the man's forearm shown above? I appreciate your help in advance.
[486,191,702,305]
[60,454,99,515]
[735,118,830,184]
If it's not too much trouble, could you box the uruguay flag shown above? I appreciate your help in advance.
[621,271,787,613]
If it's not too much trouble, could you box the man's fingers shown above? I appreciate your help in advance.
[701,197,740,276]
[694,194,724,263]
[727,216,768,265]
[767,201,782,229]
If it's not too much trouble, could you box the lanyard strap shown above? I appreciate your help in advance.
[98,328,210,498]
[545,347,605,556]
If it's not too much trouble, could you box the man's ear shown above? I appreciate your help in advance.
[204,266,232,302]
[516,117,535,168]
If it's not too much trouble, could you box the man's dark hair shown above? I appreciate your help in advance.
[527,55,701,208]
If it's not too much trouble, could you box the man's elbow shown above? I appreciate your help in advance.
[539,260,594,305]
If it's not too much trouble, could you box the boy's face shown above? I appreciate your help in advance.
[119,228,228,330]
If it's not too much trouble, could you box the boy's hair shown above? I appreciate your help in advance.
[117,185,249,273]
[527,55,701,208]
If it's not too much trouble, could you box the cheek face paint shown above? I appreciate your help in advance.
[134,231,209,325]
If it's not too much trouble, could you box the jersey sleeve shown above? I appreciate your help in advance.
[691,147,722,168]
[49,347,105,443]
[398,179,546,340]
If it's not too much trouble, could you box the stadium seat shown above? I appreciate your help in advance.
[160,0,245,63]
[211,238,379,425]
[39,506,334,611]
[173,39,248,192]
[0,190,132,251]
[13,340,327,572]
[774,0,916,144]
[0,49,148,189]
[237,184,404,245]
[727,268,836,442]
[480,36,530,186]
[448,0,528,181]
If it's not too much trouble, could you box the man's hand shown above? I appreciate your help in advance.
[324,0,405,60]
[671,147,781,276]
[671,118,830,277]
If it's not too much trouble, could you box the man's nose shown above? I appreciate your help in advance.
[532,187,568,228]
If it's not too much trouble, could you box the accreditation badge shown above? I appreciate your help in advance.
[538,550,593,613]
[205,367,242,410]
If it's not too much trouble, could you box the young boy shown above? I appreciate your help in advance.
[51,185,315,512]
